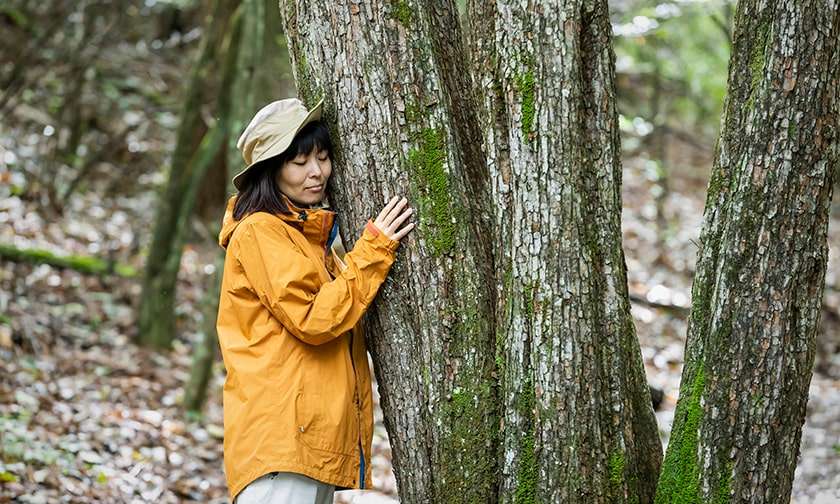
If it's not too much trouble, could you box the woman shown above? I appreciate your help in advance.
[216,97,414,503]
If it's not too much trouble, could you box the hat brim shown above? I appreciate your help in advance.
[231,99,324,190]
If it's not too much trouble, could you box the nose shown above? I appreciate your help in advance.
[307,158,323,177]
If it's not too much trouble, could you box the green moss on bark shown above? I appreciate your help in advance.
[392,1,412,29]
[609,450,626,499]
[655,370,706,504]
[607,448,641,504]
[440,383,499,503]
[0,243,136,277]
[513,56,536,141]
[523,282,537,319]
[407,127,455,256]
[717,459,731,503]
[746,21,769,112]
[515,376,538,504]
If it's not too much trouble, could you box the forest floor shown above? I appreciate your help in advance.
[1,131,840,503]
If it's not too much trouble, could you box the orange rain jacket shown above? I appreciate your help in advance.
[216,196,399,499]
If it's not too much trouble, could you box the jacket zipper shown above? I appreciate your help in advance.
[349,330,364,489]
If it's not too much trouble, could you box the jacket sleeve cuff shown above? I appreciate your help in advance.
[365,220,400,252]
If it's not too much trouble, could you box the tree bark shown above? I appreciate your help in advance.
[467,1,662,501]
[281,0,499,503]
[281,1,499,501]
[280,0,662,501]
[656,2,840,502]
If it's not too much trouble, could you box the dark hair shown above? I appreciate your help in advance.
[233,121,333,220]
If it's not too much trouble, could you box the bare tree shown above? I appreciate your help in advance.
[137,0,240,349]
[183,0,294,414]
[656,2,840,502]
[279,0,661,502]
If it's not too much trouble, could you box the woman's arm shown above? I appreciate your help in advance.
[231,198,413,345]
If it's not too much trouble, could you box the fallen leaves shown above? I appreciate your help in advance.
[0,338,229,503]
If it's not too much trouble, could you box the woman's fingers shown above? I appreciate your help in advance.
[382,199,403,224]
[374,196,415,241]
[376,196,400,222]
[390,218,415,241]
[374,197,397,228]
[376,197,406,227]
[386,206,414,240]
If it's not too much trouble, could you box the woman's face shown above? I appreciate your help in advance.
[277,147,332,206]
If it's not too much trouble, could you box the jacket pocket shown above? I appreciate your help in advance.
[294,377,357,457]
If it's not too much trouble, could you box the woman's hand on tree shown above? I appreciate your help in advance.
[374,196,415,242]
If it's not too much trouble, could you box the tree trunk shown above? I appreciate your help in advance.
[181,0,246,408]
[183,251,224,415]
[281,1,499,501]
[467,1,662,501]
[280,1,661,502]
[656,2,840,502]
[137,0,240,349]
[184,0,294,415]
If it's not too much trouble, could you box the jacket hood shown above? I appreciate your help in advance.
[219,196,240,250]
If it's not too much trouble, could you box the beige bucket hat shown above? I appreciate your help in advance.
[232,98,324,189]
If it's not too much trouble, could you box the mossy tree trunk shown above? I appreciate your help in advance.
[183,0,294,414]
[182,2,247,414]
[467,0,663,502]
[136,0,241,350]
[280,0,661,502]
[655,2,840,503]
[281,1,499,501]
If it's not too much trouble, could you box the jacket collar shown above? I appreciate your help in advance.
[279,195,338,251]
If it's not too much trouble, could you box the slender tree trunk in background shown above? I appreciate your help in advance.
[137,0,240,350]
[185,0,293,415]
[183,4,250,414]
[467,1,662,501]
[281,0,660,501]
[655,2,840,502]
[183,252,224,415]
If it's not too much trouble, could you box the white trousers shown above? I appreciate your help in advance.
[234,472,335,504]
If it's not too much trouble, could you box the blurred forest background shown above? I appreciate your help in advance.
[1,0,839,502]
